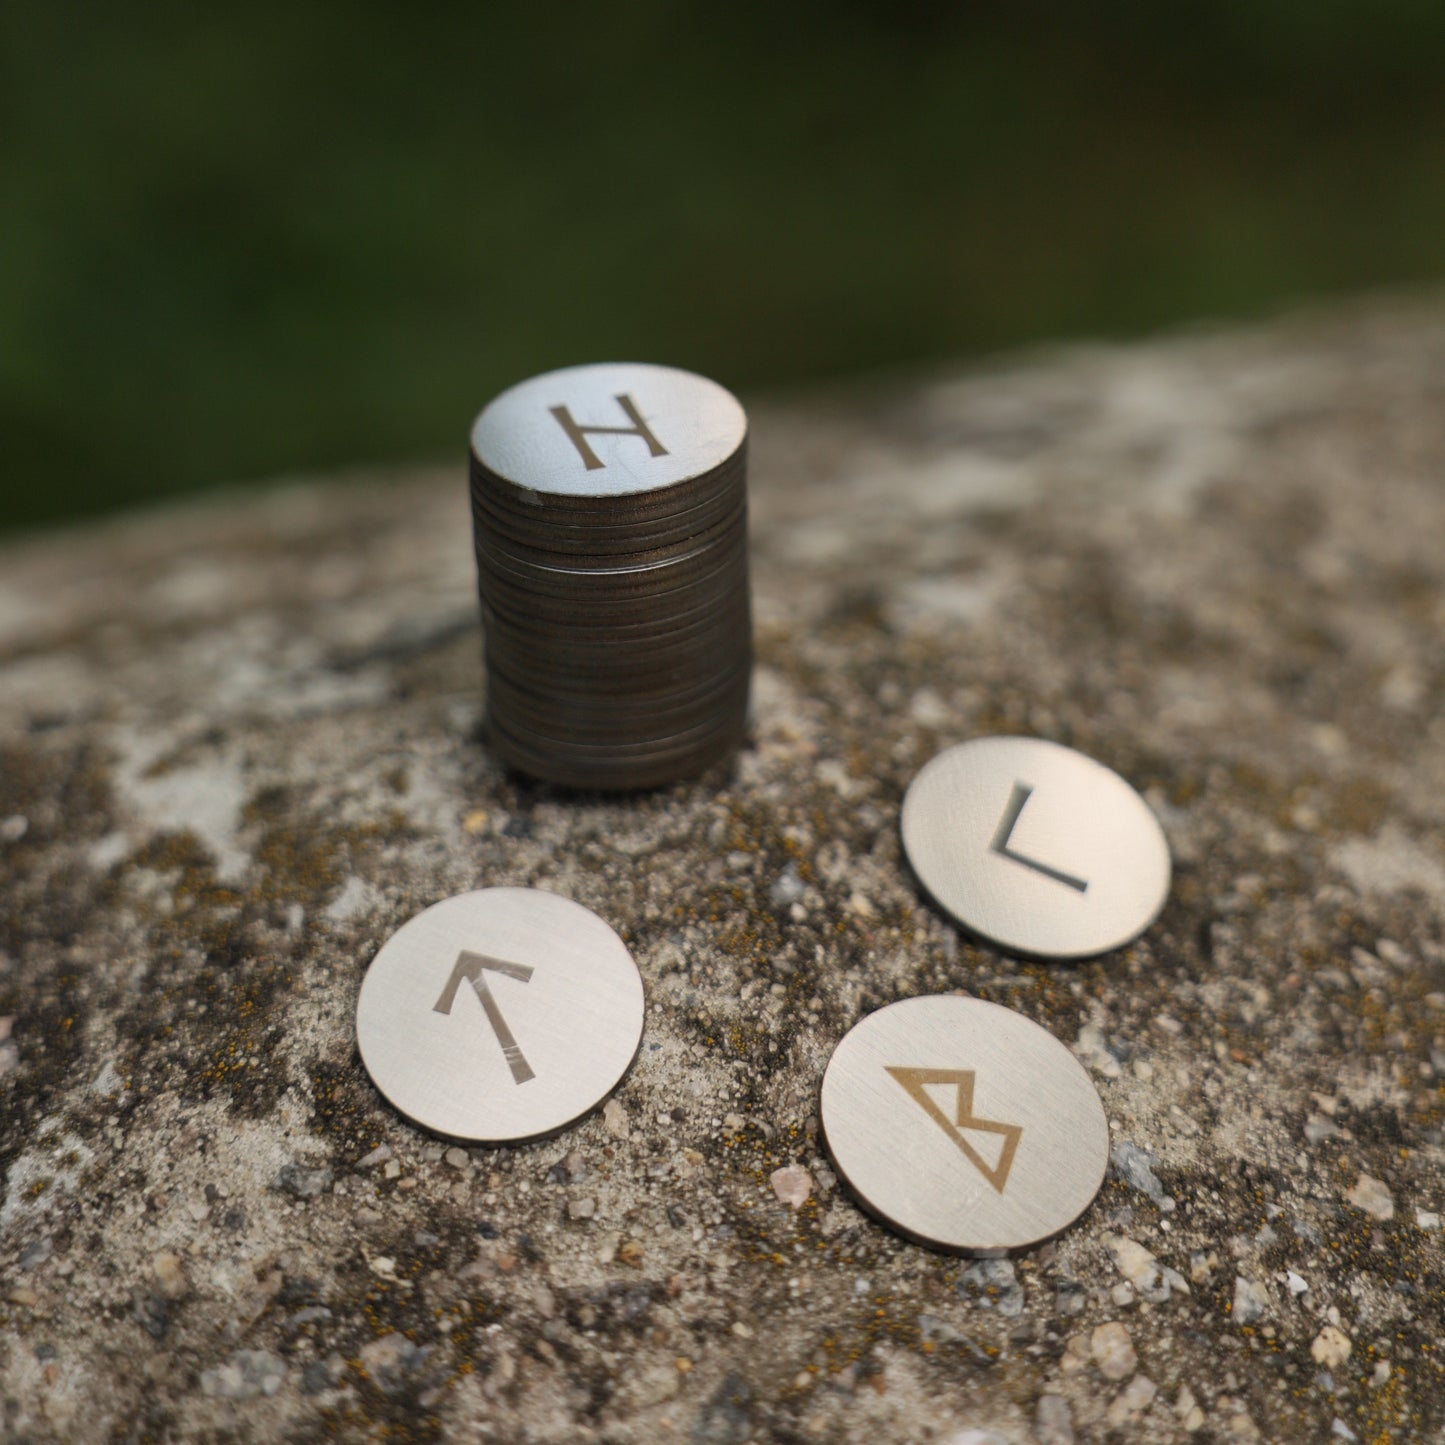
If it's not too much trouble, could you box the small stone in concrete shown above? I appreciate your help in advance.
[1312,1325,1353,1367]
[1074,1022,1122,1080]
[1111,1141,1176,1212]
[277,1162,333,1199]
[444,1146,469,1170]
[602,1098,629,1139]
[1035,1393,1075,1445]
[131,1289,168,1340]
[918,1314,969,1348]
[201,1349,287,1399]
[359,1332,428,1393]
[1092,1321,1137,1381]
[1416,1210,1440,1231]
[151,1251,189,1300]
[958,1258,1024,1316]
[769,866,806,907]
[18,1237,52,1271]
[1345,1175,1394,1220]
[1106,1374,1157,1427]
[1055,1280,1087,1316]
[769,1164,812,1208]
[1105,1234,1188,1303]
[568,1197,597,1221]
[356,1144,392,1167]
[1232,1276,1269,1325]
[1286,1271,1309,1296]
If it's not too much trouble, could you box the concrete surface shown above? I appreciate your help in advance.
[2,297,1444,1442]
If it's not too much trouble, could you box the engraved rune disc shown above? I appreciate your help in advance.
[820,995,1109,1253]
[355,889,644,1142]
[901,735,1171,959]
[471,362,747,499]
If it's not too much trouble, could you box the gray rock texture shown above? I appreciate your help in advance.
[2,298,1444,1441]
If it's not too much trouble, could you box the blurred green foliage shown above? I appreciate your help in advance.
[3,1,1444,533]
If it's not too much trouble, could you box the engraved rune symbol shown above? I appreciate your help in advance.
[989,781,1089,893]
[433,951,536,1084]
[549,393,669,471]
[885,1066,1023,1193]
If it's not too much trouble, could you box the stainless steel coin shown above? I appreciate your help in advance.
[355,889,644,1142]
[472,363,746,499]
[901,736,1171,959]
[820,995,1109,1253]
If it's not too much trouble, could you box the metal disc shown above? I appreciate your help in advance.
[355,888,644,1142]
[901,736,1171,959]
[820,995,1109,1253]
[471,362,747,499]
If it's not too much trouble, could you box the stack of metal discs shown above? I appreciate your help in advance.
[469,362,752,790]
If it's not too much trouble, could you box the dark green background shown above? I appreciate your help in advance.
[4,2,1444,535]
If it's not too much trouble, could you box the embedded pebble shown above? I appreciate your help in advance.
[1286,1271,1309,1296]
[602,1098,630,1139]
[1345,1175,1394,1221]
[444,1147,470,1170]
[1074,1022,1122,1079]
[568,1197,597,1222]
[769,1165,813,1209]
[1035,1393,1075,1445]
[357,1144,392,1167]
[1104,1234,1188,1303]
[1232,1276,1269,1324]
[1416,1210,1440,1231]
[957,1258,1024,1316]
[1311,1325,1353,1367]
[1305,1115,1340,1144]
[359,1332,429,1393]
[1091,1321,1137,1381]
[1106,1374,1157,1427]
[152,1251,190,1300]
[769,866,806,907]
[18,1237,52,1271]
[1111,1141,1176,1212]
[200,1350,287,1399]
[276,1163,333,1199]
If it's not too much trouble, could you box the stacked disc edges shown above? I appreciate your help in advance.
[469,363,752,790]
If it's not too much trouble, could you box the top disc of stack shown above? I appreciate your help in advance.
[469,363,753,791]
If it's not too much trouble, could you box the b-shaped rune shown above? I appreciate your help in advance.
[989,781,1089,893]
[433,950,536,1084]
[885,1066,1024,1193]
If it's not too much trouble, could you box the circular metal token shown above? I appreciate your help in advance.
[355,889,644,1142]
[472,363,746,499]
[820,995,1109,1253]
[901,736,1171,959]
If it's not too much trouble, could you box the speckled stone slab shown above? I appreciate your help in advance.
[2,298,1444,1443]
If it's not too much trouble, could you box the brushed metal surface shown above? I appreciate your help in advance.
[901,736,1171,959]
[471,363,747,499]
[355,888,644,1142]
[820,995,1109,1253]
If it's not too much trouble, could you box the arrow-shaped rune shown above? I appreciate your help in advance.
[885,1066,1023,1193]
[989,781,1089,893]
[433,950,536,1084]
